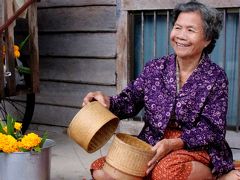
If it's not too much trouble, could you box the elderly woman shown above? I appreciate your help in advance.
[82,1,240,179]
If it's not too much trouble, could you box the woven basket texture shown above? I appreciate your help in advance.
[106,133,154,177]
[68,101,119,153]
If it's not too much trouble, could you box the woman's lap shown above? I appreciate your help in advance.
[151,149,210,180]
[90,129,211,179]
[90,149,210,180]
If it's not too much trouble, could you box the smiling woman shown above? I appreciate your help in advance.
[170,11,210,60]
[130,3,240,129]
[82,1,239,180]
[170,11,211,88]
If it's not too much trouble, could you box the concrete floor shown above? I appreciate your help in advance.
[29,124,240,180]
[29,124,110,180]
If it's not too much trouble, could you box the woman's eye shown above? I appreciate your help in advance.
[188,29,195,32]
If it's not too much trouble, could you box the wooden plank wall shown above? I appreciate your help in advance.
[33,0,117,127]
[0,0,4,97]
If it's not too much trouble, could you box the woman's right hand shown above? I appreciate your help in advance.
[82,91,110,109]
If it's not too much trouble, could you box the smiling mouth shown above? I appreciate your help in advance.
[176,42,189,47]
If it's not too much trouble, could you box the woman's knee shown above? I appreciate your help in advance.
[151,160,212,180]
[151,159,192,179]
[217,169,240,180]
[92,170,105,180]
[187,161,213,180]
[92,169,115,180]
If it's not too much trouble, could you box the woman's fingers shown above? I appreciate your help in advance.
[218,170,240,180]
[147,139,173,175]
[148,151,159,167]
[236,169,240,177]
[148,139,169,165]
[82,92,95,106]
[146,161,158,175]
[82,91,110,108]
[96,92,109,107]
[82,92,96,106]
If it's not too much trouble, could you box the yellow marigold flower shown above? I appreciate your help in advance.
[0,133,19,153]
[3,126,7,133]
[1,122,22,133]
[0,133,5,147]
[14,51,20,58]
[0,115,46,153]
[14,45,20,58]
[19,133,41,150]
[14,45,19,51]
[2,45,21,59]
[14,122,22,131]
[2,46,6,58]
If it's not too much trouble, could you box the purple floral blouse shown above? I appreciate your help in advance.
[109,54,234,176]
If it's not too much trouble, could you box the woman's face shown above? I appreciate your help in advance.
[170,11,210,61]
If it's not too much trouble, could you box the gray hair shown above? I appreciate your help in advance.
[172,0,223,54]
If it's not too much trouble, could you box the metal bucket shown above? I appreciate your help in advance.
[0,139,55,180]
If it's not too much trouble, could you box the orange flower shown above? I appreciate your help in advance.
[14,45,20,58]
[18,133,42,150]
[0,114,47,153]
[1,45,21,59]
[0,133,19,153]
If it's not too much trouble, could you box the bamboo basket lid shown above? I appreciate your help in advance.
[105,133,154,177]
[68,101,119,153]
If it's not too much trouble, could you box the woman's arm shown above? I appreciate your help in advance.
[109,60,158,119]
[181,71,228,150]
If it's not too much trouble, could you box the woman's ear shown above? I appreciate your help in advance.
[205,39,211,47]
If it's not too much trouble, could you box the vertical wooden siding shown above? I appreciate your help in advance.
[0,0,4,97]
[33,0,117,126]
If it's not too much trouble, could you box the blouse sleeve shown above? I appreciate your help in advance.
[109,60,155,119]
[181,71,229,150]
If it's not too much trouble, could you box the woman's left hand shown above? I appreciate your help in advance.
[146,138,184,175]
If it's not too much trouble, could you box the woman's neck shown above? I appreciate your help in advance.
[176,54,203,88]
[176,54,202,73]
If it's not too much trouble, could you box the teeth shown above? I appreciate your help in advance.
[176,43,188,47]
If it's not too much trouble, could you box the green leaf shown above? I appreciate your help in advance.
[0,121,6,134]
[19,147,29,152]
[19,34,30,50]
[6,114,16,137]
[17,66,31,74]
[15,131,23,139]
[39,132,48,148]
[33,146,41,153]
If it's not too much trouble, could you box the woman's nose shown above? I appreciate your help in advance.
[176,29,187,40]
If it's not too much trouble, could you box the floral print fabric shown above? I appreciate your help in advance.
[151,129,210,180]
[109,54,234,176]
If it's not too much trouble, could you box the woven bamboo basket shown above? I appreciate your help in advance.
[68,101,119,153]
[105,133,154,177]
